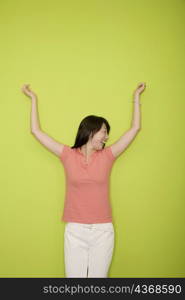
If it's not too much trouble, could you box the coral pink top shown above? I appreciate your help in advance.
[59,145,116,224]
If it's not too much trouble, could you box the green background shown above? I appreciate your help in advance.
[0,0,184,277]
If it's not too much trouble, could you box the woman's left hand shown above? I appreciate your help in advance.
[134,82,146,96]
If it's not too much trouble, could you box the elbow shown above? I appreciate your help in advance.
[132,126,141,132]
[31,129,41,135]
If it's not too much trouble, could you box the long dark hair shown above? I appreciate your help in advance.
[71,115,111,149]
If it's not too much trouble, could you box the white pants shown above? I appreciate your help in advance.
[64,222,115,278]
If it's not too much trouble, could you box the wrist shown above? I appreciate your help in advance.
[31,95,37,101]
[133,93,141,103]
[133,101,141,105]
[134,92,140,98]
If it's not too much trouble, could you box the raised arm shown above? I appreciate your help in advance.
[110,82,146,158]
[21,84,64,157]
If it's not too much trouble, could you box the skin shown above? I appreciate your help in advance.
[21,82,146,161]
[79,80,147,161]
[79,123,109,161]
[20,84,109,162]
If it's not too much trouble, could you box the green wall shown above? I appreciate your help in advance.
[0,0,184,277]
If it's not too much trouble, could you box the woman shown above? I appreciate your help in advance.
[21,82,146,278]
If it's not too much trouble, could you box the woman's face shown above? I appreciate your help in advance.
[90,123,109,149]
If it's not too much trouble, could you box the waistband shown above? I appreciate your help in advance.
[65,222,114,231]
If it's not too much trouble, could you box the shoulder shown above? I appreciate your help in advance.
[59,144,74,161]
[101,146,116,161]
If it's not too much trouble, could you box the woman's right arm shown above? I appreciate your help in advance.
[21,84,64,157]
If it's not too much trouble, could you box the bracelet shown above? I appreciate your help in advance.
[132,101,141,104]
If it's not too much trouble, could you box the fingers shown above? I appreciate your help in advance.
[22,83,30,89]
[138,82,146,88]
[21,84,31,93]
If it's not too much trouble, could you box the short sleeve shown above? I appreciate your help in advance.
[59,144,71,162]
[104,146,116,161]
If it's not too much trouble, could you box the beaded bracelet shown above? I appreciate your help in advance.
[132,101,141,104]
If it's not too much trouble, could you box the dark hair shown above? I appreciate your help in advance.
[71,115,110,149]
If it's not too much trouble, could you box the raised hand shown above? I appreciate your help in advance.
[134,82,146,96]
[21,84,37,99]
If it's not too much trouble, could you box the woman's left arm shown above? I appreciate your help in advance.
[131,82,146,130]
[110,82,146,158]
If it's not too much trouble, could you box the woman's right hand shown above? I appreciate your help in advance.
[21,84,37,99]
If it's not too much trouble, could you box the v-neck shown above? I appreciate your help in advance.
[77,147,97,166]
